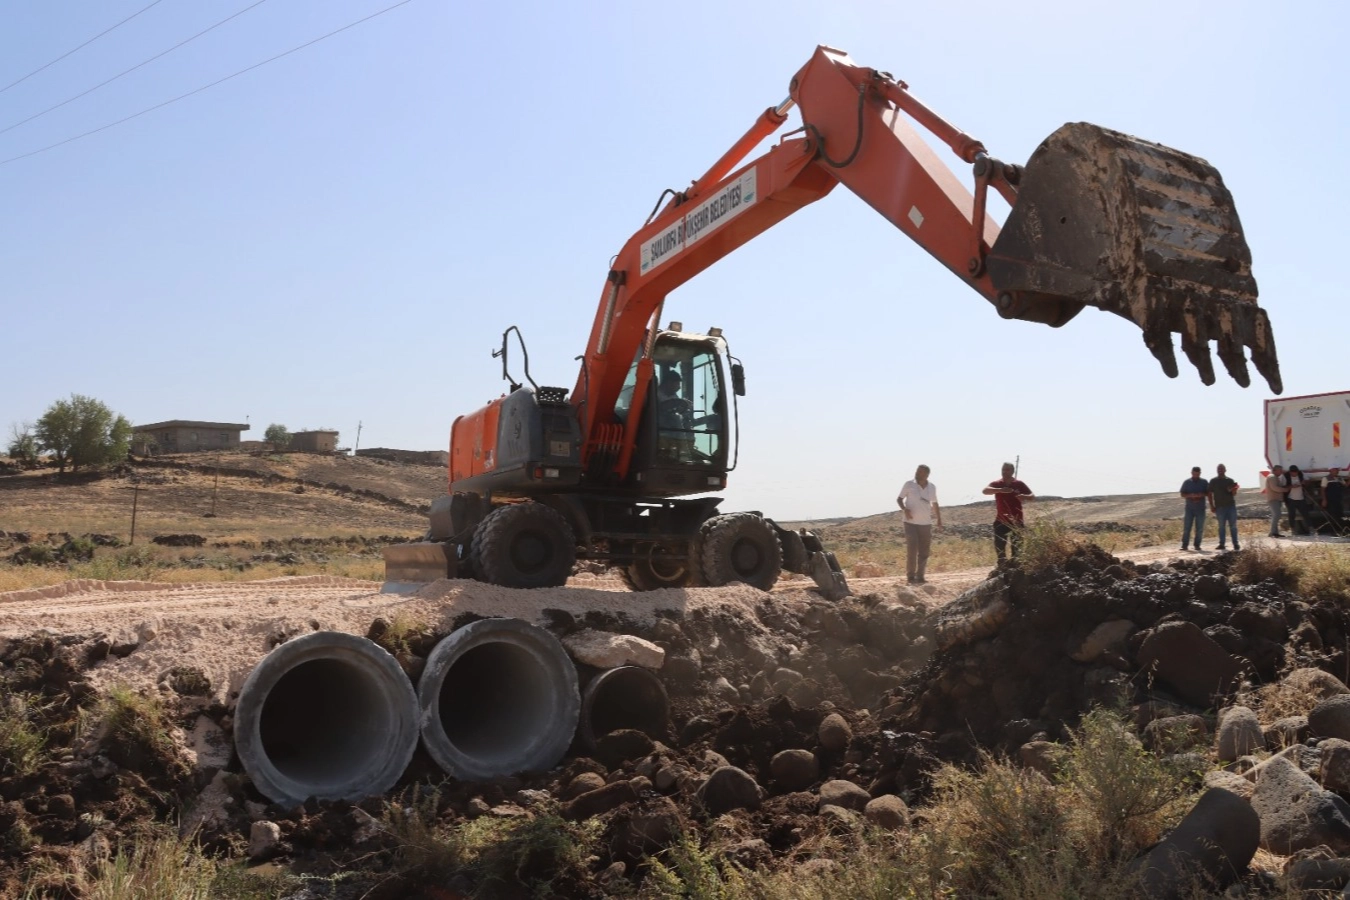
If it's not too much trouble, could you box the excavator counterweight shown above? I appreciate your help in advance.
[988,123,1280,392]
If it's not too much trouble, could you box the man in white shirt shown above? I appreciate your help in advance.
[897,464,942,585]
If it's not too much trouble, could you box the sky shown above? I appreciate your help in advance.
[2,0,1345,520]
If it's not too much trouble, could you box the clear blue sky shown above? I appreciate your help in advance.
[2,1,1344,518]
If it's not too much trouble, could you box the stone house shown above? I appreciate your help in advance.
[290,430,340,453]
[134,421,249,454]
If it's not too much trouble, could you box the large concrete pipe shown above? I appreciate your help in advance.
[233,631,419,806]
[418,618,579,781]
[579,665,670,749]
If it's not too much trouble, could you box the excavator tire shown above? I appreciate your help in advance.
[700,513,782,591]
[470,502,576,589]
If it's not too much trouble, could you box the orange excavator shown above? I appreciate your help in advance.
[384,46,1281,596]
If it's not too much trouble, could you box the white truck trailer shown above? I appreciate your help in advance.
[1265,391,1350,476]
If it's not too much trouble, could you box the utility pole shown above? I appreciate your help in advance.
[130,482,140,546]
[354,421,362,455]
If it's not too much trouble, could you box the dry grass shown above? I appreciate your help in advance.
[1231,543,1350,600]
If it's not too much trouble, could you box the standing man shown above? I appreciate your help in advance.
[1265,465,1288,538]
[1208,463,1241,551]
[1323,467,1346,531]
[897,464,941,585]
[982,462,1034,562]
[1179,466,1210,551]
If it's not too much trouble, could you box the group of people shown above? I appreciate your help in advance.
[896,460,1350,585]
[896,463,1033,584]
[1261,464,1346,538]
[1177,464,1243,551]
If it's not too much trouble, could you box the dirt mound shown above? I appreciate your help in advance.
[3,548,1348,895]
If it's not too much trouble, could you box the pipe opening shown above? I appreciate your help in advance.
[437,642,556,760]
[259,658,399,784]
[581,666,670,747]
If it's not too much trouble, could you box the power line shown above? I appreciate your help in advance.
[1,0,272,138]
[0,0,416,168]
[0,0,169,95]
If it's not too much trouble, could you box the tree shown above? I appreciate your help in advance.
[264,424,291,449]
[7,422,39,466]
[34,395,132,474]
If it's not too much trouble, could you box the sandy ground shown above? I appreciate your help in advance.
[2,533,1343,708]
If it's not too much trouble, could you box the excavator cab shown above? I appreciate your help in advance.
[615,329,734,495]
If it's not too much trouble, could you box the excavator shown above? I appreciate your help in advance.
[384,46,1282,597]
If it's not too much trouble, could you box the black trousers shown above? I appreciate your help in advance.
[994,521,1021,559]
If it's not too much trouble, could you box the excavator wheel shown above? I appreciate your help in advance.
[470,502,576,589]
[700,513,782,591]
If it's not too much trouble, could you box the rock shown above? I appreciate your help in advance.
[1019,740,1064,776]
[466,798,491,817]
[818,713,852,752]
[819,805,862,831]
[1285,856,1350,891]
[1136,621,1243,707]
[610,796,683,858]
[1216,707,1264,762]
[1204,770,1255,801]
[771,668,804,691]
[1131,789,1259,899]
[1311,695,1350,741]
[561,772,607,801]
[1070,619,1136,663]
[818,779,870,813]
[1144,715,1207,754]
[852,563,885,578]
[595,729,655,769]
[1264,716,1309,749]
[711,677,740,703]
[248,821,282,860]
[562,630,665,669]
[699,750,731,772]
[653,765,688,793]
[1243,743,1322,783]
[726,838,773,869]
[1250,756,1350,854]
[863,794,910,829]
[1285,668,1350,701]
[770,749,819,792]
[563,780,640,820]
[663,655,701,683]
[1320,739,1350,794]
[695,767,763,816]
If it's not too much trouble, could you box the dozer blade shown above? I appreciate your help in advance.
[986,122,1281,393]
[381,541,456,594]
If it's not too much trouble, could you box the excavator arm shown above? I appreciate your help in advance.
[575,45,1281,479]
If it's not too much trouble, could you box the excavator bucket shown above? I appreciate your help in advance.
[986,123,1281,393]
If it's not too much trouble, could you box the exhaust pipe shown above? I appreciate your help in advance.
[233,632,419,806]
[579,665,670,749]
[418,618,579,781]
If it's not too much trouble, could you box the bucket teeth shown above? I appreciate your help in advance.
[987,122,1282,393]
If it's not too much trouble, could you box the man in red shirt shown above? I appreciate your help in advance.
[982,462,1035,562]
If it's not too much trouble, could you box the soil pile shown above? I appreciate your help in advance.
[2,547,1347,897]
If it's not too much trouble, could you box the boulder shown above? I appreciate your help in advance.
[1143,715,1207,754]
[695,766,763,816]
[818,713,853,752]
[1130,788,1259,899]
[1311,695,1350,741]
[817,779,871,813]
[1285,667,1350,701]
[769,749,819,792]
[248,821,282,860]
[1203,770,1254,801]
[1216,707,1264,762]
[1285,856,1350,892]
[1243,744,1323,783]
[594,729,655,769]
[1135,621,1242,707]
[1319,738,1350,794]
[1250,756,1350,854]
[562,780,640,820]
[1019,740,1064,776]
[562,630,664,669]
[863,794,910,830]
[818,805,862,832]
[560,772,606,801]
[1263,716,1309,749]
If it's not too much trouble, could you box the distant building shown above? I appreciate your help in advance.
[290,430,340,453]
[356,448,449,466]
[134,421,249,454]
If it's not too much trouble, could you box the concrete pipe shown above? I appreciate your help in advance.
[418,618,579,781]
[579,665,670,749]
[233,632,419,806]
